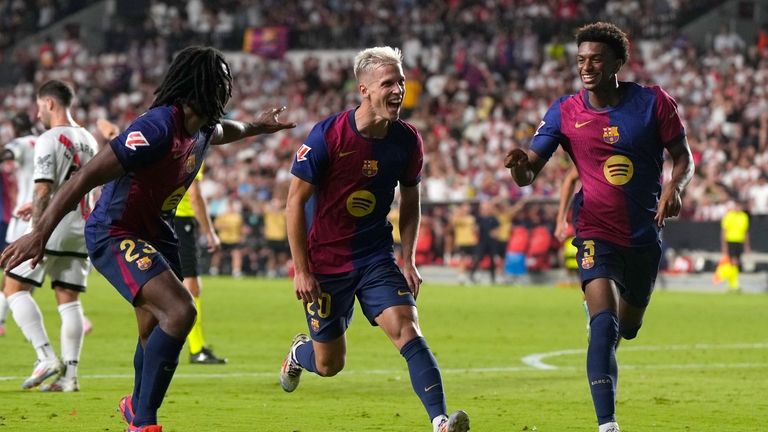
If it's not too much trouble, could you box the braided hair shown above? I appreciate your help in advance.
[151,46,233,123]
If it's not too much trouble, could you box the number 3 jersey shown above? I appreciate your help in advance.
[34,125,98,254]
[87,105,213,247]
[530,82,685,247]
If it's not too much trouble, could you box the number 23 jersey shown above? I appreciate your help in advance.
[87,105,213,247]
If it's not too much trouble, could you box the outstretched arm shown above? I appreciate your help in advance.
[211,107,296,145]
[0,145,125,270]
[655,137,694,227]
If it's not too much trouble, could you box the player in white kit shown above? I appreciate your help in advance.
[0,112,37,337]
[3,80,97,392]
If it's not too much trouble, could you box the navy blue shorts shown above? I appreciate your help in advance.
[174,217,200,278]
[573,237,662,308]
[86,225,181,305]
[306,259,416,342]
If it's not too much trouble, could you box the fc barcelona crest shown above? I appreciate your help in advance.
[137,256,152,271]
[602,126,620,144]
[185,154,197,173]
[362,160,379,177]
[581,256,594,270]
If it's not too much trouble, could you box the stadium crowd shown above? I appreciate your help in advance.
[2,0,768,276]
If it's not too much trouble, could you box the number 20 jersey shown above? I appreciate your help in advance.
[291,109,423,274]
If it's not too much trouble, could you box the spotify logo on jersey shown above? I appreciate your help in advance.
[162,186,187,211]
[346,190,376,217]
[603,155,634,185]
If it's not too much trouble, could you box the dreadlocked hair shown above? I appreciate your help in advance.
[576,22,630,63]
[151,46,233,123]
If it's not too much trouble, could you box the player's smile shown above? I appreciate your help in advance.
[386,97,402,114]
[581,72,600,85]
[577,41,618,92]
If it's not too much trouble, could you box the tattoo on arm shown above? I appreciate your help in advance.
[32,183,53,225]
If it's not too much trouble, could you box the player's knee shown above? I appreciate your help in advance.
[315,356,345,377]
[619,323,642,340]
[391,324,420,347]
[166,300,197,335]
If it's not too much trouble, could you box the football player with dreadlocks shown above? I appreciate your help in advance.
[0,46,295,432]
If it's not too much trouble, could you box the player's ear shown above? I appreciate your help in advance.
[614,59,624,75]
[359,82,369,98]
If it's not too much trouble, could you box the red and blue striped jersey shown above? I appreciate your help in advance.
[291,109,423,274]
[87,105,213,244]
[531,82,685,247]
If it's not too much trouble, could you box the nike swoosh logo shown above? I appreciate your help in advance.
[339,151,356,158]
[575,120,593,128]
[397,290,411,296]
[424,383,440,392]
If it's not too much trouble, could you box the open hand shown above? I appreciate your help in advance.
[0,231,45,272]
[254,107,297,134]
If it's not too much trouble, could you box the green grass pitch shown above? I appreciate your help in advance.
[0,275,766,431]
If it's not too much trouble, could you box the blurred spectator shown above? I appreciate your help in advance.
[262,197,289,278]
[468,201,500,285]
[449,203,476,284]
[211,198,245,278]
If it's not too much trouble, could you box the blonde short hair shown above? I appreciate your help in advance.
[353,46,403,81]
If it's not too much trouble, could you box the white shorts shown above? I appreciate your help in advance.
[8,253,91,291]
[5,216,30,244]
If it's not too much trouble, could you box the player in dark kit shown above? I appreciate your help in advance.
[281,46,469,432]
[0,46,295,432]
[505,23,693,432]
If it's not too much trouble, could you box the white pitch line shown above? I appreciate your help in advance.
[0,367,535,382]
[522,342,768,370]
[2,358,767,382]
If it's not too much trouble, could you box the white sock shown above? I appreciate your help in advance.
[0,291,8,325]
[599,421,620,432]
[432,414,448,431]
[58,301,84,379]
[8,291,56,361]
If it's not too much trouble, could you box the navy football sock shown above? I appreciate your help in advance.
[132,326,184,426]
[131,338,144,411]
[295,339,318,373]
[587,310,619,425]
[400,337,446,421]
